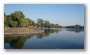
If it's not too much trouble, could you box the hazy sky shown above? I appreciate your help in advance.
[4,4,84,26]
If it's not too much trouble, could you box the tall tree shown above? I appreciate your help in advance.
[4,13,7,27]
[37,18,44,27]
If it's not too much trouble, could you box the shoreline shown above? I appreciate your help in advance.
[4,32,44,34]
[4,28,44,34]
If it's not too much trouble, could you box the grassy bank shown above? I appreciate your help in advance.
[4,27,44,34]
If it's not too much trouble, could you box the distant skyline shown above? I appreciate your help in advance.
[4,4,84,26]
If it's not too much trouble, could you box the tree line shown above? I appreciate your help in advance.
[4,11,62,28]
[64,25,84,29]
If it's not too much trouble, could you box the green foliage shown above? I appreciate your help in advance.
[20,18,28,27]
[4,11,62,28]
[4,13,9,27]
[37,18,44,27]
[36,18,62,28]
[26,18,32,25]
[4,11,29,28]
[4,13,6,23]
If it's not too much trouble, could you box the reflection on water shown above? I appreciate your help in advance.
[66,28,84,33]
[4,28,84,49]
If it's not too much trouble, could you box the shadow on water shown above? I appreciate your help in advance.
[4,28,84,49]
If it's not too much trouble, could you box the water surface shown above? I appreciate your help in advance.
[4,28,84,49]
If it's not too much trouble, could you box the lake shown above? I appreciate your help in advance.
[4,28,84,49]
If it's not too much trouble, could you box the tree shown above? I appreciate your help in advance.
[44,20,50,28]
[10,11,25,26]
[4,11,29,27]
[4,11,62,28]
[51,24,55,28]
[37,18,44,28]
[4,13,8,27]
[31,20,35,26]
[4,13,6,23]
[20,18,28,27]
[26,18,32,26]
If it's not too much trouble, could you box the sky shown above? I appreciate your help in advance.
[4,4,84,26]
